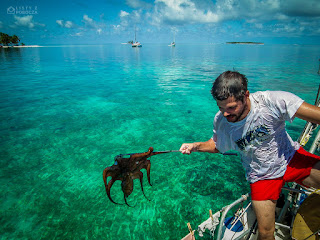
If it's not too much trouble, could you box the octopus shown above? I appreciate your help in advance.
[103,147,175,206]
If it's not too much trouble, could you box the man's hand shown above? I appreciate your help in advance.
[179,143,198,154]
[180,139,218,154]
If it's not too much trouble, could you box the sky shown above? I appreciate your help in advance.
[0,0,320,45]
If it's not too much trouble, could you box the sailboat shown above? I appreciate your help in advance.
[168,32,175,47]
[132,27,142,48]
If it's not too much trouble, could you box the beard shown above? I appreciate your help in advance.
[226,103,247,122]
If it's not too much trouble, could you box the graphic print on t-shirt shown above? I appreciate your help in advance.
[235,125,271,151]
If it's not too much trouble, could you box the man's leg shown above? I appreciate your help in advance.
[301,161,320,188]
[252,200,277,240]
[286,148,320,188]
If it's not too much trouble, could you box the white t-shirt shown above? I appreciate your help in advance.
[212,91,304,183]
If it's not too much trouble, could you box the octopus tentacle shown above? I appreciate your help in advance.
[132,171,151,201]
[130,147,154,160]
[103,167,115,184]
[121,176,135,207]
[138,160,152,186]
[145,161,152,186]
[106,178,124,205]
[103,167,124,205]
[124,195,134,207]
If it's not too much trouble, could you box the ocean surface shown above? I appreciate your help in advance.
[1,43,319,240]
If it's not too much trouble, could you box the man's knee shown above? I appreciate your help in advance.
[258,226,275,240]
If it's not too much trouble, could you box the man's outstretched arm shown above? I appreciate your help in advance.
[180,138,219,154]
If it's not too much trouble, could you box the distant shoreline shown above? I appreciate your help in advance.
[226,42,264,45]
[1,45,42,48]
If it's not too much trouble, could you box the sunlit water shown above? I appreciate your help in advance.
[1,43,319,240]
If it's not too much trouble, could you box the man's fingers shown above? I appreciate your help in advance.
[180,144,192,154]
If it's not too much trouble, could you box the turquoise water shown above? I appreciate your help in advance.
[1,44,319,240]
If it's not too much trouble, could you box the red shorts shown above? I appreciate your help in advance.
[250,147,320,201]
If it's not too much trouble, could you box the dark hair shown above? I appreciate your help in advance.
[211,71,248,101]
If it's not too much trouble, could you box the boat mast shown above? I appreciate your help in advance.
[134,26,137,42]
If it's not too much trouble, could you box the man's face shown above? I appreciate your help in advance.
[216,95,249,122]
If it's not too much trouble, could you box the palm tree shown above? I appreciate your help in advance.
[0,33,23,46]
[0,32,10,46]
[11,35,20,46]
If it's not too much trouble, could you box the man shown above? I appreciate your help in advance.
[179,71,320,240]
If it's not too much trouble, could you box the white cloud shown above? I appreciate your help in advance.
[118,9,142,29]
[56,20,63,26]
[56,20,75,28]
[56,15,105,34]
[112,24,122,33]
[131,10,142,22]
[255,23,263,29]
[13,15,45,29]
[71,32,83,37]
[15,15,35,28]
[126,0,152,9]
[120,10,129,17]
[56,14,106,38]
[83,15,96,28]
[280,0,320,17]
[65,21,74,28]
[135,0,319,40]
[147,0,320,28]
[153,0,219,25]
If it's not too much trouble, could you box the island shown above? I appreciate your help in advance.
[0,32,38,48]
[226,42,264,45]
